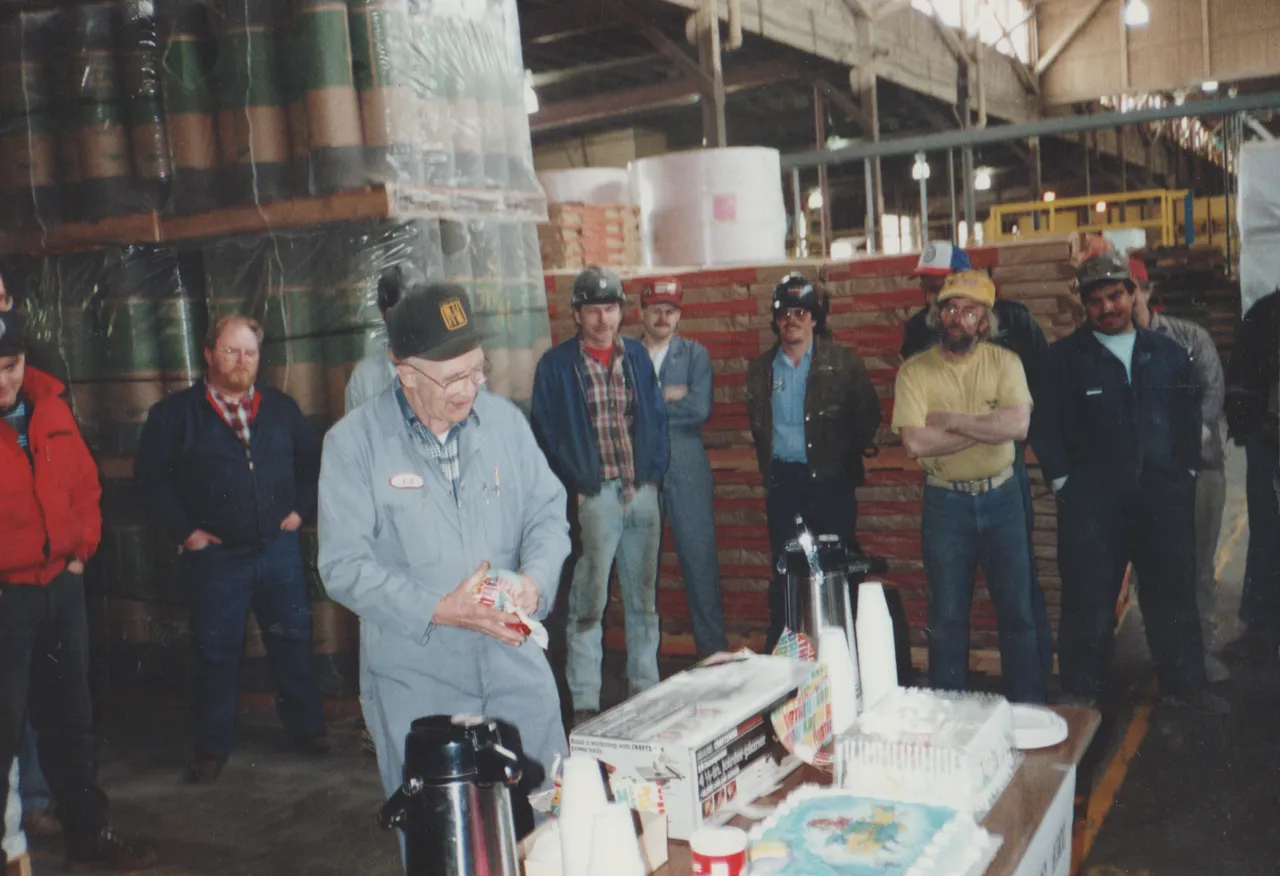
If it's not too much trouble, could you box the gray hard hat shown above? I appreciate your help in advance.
[571,266,625,309]
[1076,252,1132,294]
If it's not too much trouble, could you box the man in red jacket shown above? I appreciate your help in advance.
[0,310,156,870]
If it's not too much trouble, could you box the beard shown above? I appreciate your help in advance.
[941,328,979,354]
[219,365,256,392]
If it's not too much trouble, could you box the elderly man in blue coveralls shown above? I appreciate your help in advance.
[638,277,728,658]
[318,281,571,853]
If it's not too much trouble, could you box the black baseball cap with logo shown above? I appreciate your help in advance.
[0,309,26,358]
[386,283,488,362]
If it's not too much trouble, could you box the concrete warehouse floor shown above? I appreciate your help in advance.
[23,447,1277,876]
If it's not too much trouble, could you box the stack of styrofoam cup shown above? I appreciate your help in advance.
[559,754,609,876]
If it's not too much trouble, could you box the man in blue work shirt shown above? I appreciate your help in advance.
[1031,253,1226,714]
[638,276,728,658]
[745,274,881,651]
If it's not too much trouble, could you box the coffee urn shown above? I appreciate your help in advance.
[379,714,523,876]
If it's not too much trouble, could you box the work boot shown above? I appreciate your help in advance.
[1159,687,1230,716]
[65,827,158,872]
[21,806,61,839]
[296,732,332,758]
[1205,653,1231,684]
[1220,628,1278,667]
[185,754,226,784]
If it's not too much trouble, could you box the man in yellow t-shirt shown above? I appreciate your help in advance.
[892,270,1045,703]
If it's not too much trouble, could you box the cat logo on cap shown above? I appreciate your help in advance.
[439,297,468,331]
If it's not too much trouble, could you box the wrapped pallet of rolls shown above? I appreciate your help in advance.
[212,0,294,203]
[116,0,173,212]
[291,0,364,194]
[0,9,63,232]
[158,0,221,213]
[56,2,136,222]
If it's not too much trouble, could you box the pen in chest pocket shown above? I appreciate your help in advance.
[494,463,501,497]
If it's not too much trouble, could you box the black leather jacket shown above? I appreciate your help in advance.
[745,335,881,485]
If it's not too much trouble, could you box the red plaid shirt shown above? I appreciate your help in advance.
[206,385,261,448]
[579,339,636,501]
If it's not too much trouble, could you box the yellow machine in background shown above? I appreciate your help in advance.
[984,189,1232,253]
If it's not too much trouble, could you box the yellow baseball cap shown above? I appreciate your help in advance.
[936,270,996,309]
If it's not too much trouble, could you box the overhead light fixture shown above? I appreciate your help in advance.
[807,190,824,211]
[911,155,931,181]
[826,135,853,150]
[974,168,993,192]
[524,71,539,115]
[1042,191,1057,203]
[1095,201,1108,214]
[1173,90,1187,106]
[1202,80,1220,94]
[1123,0,1150,27]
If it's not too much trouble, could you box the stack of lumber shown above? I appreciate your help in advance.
[1140,245,1241,366]
[538,202,642,270]
[545,238,1083,672]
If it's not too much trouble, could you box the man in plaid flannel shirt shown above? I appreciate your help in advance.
[135,315,327,784]
[532,267,670,727]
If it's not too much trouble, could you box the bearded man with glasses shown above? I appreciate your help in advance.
[893,271,1045,703]
[135,314,327,784]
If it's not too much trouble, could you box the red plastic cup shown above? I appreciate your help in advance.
[690,826,748,876]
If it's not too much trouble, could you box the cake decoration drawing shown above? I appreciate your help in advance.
[748,786,999,876]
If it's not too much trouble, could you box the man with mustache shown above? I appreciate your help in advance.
[638,277,727,658]
[745,274,881,651]
[1031,253,1226,714]
[135,315,328,782]
[893,271,1044,702]
[532,266,668,727]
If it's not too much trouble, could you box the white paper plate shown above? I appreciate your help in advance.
[1011,705,1069,750]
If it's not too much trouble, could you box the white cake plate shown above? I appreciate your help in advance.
[1010,705,1069,750]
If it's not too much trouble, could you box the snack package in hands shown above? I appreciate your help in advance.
[471,569,549,649]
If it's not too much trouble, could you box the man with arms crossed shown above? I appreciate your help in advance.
[893,271,1045,703]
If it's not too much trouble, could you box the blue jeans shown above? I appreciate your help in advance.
[567,481,662,711]
[1241,439,1280,634]
[1013,444,1055,671]
[18,718,50,811]
[922,477,1046,704]
[183,531,324,759]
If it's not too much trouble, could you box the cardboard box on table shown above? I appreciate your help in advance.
[569,655,814,840]
[1009,765,1075,876]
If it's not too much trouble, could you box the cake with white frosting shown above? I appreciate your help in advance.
[747,785,998,876]
[838,688,1020,817]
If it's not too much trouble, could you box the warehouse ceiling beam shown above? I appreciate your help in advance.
[988,7,1039,96]
[1034,0,1105,75]
[529,60,797,133]
[813,77,875,133]
[872,0,914,21]
[780,90,1280,167]
[920,0,970,61]
[521,4,618,45]
[635,23,715,90]
[1245,115,1276,141]
[529,54,667,88]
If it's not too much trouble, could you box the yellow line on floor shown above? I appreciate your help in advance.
[1072,686,1156,875]
[1216,510,1248,578]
